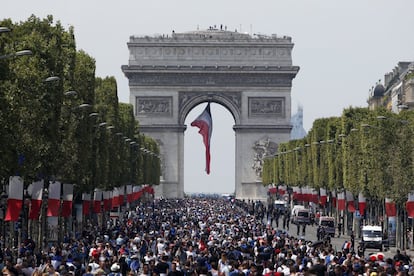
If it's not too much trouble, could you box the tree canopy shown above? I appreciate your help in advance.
[0,15,160,193]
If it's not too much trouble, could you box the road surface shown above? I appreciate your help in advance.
[266,217,403,260]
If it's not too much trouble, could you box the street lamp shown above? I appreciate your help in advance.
[14,50,32,57]
[0,27,11,33]
[64,91,78,97]
[398,104,409,111]
[0,50,33,60]
[78,103,92,109]
[0,27,32,61]
[44,76,60,83]
[88,112,99,118]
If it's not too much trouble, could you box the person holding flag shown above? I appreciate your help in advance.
[191,102,213,174]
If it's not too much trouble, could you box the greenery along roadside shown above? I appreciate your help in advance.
[262,106,414,207]
[0,15,160,193]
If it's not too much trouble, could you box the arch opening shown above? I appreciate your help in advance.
[184,102,235,195]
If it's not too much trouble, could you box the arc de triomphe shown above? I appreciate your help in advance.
[122,29,299,200]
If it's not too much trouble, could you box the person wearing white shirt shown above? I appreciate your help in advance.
[157,239,166,256]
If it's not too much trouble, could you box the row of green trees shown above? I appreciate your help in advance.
[263,106,414,207]
[0,15,160,194]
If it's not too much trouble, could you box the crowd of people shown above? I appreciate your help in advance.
[0,197,413,276]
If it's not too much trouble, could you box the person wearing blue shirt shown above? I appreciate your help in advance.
[130,255,140,274]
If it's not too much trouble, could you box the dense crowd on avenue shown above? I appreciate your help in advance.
[1,197,413,276]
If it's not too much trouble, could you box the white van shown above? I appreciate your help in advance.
[274,200,288,213]
[291,205,305,217]
[361,225,383,251]
[318,216,336,237]
[291,207,311,225]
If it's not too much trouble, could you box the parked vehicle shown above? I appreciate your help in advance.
[291,205,305,217]
[291,207,311,225]
[274,200,288,213]
[318,216,336,237]
[361,225,383,251]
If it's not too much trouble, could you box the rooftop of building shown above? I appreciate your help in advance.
[129,27,292,43]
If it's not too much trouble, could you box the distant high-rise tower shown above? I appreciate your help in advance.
[290,105,307,140]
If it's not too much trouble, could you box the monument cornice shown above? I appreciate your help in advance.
[122,64,299,73]
[124,70,297,87]
[233,124,292,133]
[138,124,187,133]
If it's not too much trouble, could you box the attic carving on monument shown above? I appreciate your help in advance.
[133,46,290,59]
[130,73,291,87]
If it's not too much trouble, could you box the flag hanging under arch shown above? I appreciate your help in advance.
[191,102,213,174]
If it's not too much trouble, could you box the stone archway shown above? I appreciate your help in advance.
[122,29,299,200]
[178,92,241,125]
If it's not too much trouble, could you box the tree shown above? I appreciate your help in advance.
[0,15,161,194]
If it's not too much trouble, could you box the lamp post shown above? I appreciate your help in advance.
[0,189,8,249]
[38,187,48,249]
[20,189,31,246]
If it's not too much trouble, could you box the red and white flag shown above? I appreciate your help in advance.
[331,190,337,209]
[82,193,91,215]
[132,186,140,201]
[385,198,397,217]
[103,191,111,211]
[147,186,154,195]
[337,191,346,211]
[119,186,125,206]
[292,187,301,201]
[358,192,366,216]
[406,192,414,218]
[47,181,61,217]
[346,191,355,212]
[319,188,327,206]
[191,102,213,174]
[4,176,24,221]
[28,180,44,220]
[126,185,133,203]
[112,187,119,208]
[311,189,318,204]
[93,189,102,213]
[303,187,312,202]
[61,184,73,218]
[278,185,286,195]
